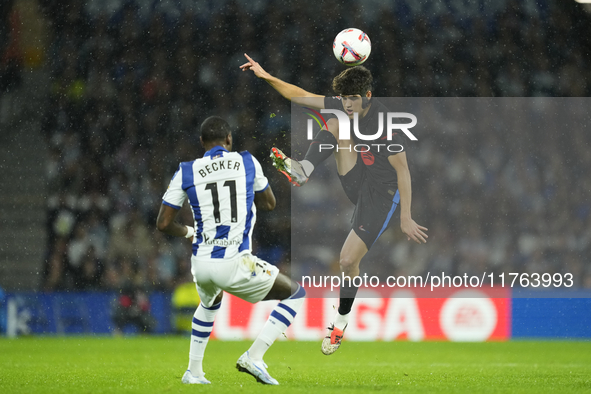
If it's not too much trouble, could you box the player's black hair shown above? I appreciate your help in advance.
[332,66,373,96]
[200,116,231,143]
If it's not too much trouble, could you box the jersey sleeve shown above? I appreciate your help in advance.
[162,164,187,209]
[251,156,269,192]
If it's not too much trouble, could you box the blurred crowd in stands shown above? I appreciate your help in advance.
[3,0,589,291]
[1,0,22,124]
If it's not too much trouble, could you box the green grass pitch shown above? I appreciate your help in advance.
[1,337,590,393]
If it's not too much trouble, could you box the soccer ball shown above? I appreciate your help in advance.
[333,28,371,66]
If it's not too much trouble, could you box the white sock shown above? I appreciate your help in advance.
[249,285,306,360]
[334,311,350,331]
[188,302,220,377]
[300,160,314,176]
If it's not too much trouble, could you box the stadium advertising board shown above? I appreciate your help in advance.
[212,288,510,342]
[5,291,591,338]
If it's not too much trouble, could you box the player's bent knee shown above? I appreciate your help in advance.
[213,292,223,305]
[264,272,294,300]
[339,255,359,270]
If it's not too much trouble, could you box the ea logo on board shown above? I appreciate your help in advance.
[439,290,497,342]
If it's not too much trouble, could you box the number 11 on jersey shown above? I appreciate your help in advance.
[205,180,238,223]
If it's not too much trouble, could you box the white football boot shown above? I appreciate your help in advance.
[181,370,211,384]
[321,323,346,355]
[236,351,279,385]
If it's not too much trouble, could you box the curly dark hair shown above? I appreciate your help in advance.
[200,116,231,143]
[332,66,373,96]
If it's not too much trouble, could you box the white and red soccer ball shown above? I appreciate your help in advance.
[333,28,371,66]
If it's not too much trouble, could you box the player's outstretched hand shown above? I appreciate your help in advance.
[240,53,271,79]
[401,217,428,244]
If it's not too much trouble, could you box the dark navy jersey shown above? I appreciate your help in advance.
[324,96,406,199]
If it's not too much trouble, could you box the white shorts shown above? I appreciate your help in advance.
[191,253,280,308]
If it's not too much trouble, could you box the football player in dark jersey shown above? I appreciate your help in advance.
[241,53,427,355]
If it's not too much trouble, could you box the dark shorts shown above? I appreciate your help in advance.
[339,159,401,249]
[352,186,400,249]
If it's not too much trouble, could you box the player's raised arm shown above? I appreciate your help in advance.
[388,152,428,244]
[240,53,325,109]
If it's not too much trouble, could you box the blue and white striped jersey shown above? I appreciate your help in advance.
[162,146,269,261]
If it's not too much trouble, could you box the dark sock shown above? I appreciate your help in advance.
[338,283,359,315]
[303,129,338,168]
